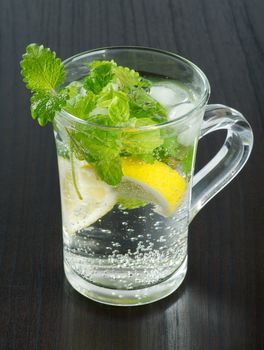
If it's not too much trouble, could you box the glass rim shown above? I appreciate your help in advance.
[56,46,211,130]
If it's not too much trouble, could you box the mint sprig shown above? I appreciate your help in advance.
[21,44,65,91]
[21,44,193,187]
[121,118,163,163]
[31,90,68,126]
[69,125,123,185]
[128,88,167,120]
[84,61,114,94]
[112,65,149,90]
[20,43,68,126]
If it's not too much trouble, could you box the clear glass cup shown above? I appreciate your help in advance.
[53,47,253,306]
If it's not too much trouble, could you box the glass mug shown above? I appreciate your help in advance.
[53,47,253,306]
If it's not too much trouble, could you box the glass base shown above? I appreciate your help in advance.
[64,256,187,306]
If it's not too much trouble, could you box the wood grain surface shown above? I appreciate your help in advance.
[0,0,263,349]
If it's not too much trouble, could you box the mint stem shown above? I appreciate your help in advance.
[69,139,83,200]
[65,128,88,161]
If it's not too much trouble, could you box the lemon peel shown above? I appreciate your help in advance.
[120,157,187,216]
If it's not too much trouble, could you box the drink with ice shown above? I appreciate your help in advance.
[54,75,203,301]
[20,45,207,305]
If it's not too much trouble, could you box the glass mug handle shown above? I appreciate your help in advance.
[190,104,253,221]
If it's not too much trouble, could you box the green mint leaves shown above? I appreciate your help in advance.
[129,88,167,120]
[84,61,114,94]
[121,118,163,163]
[31,90,68,126]
[112,65,148,90]
[95,157,123,186]
[20,43,193,187]
[155,129,194,174]
[21,44,65,91]
[20,44,166,128]
[69,125,123,185]
[64,92,96,119]
[20,44,68,126]
[108,92,130,124]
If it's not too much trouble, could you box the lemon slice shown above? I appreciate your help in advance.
[119,157,187,216]
[58,157,116,234]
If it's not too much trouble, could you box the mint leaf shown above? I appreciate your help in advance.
[94,88,130,125]
[64,91,96,119]
[155,129,194,173]
[157,130,179,159]
[95,157,123,186]
[113,66,149,90]
[96,85,115,108]
[67,81,84,98]
[129,88,167,119]
[89,60,117,70]
[73,127,120,160]
[108,92,130,124]
[84,61,114,94]
[97,86,123,107]
[20,43,68,125]
[85,60,149,92]
[134,153,155,163]
[68,125,123,185]
[31,90,68,126]
[157,130,191,161]
[20,43,65,91]
[122,129,162,155]
[121,118,162,161]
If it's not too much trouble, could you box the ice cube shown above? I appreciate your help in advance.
[168,103,194,121]
[149,82,189,107]
[150,86,177,106]
[178,123,201,146]
[168,103,203,146]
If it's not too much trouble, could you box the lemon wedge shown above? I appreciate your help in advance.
[119,157,187,216]
[58,157,116,234]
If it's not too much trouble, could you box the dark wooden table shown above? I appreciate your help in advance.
[0,0,263,349]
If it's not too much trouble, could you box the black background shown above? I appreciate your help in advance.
[0,0,263,349]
